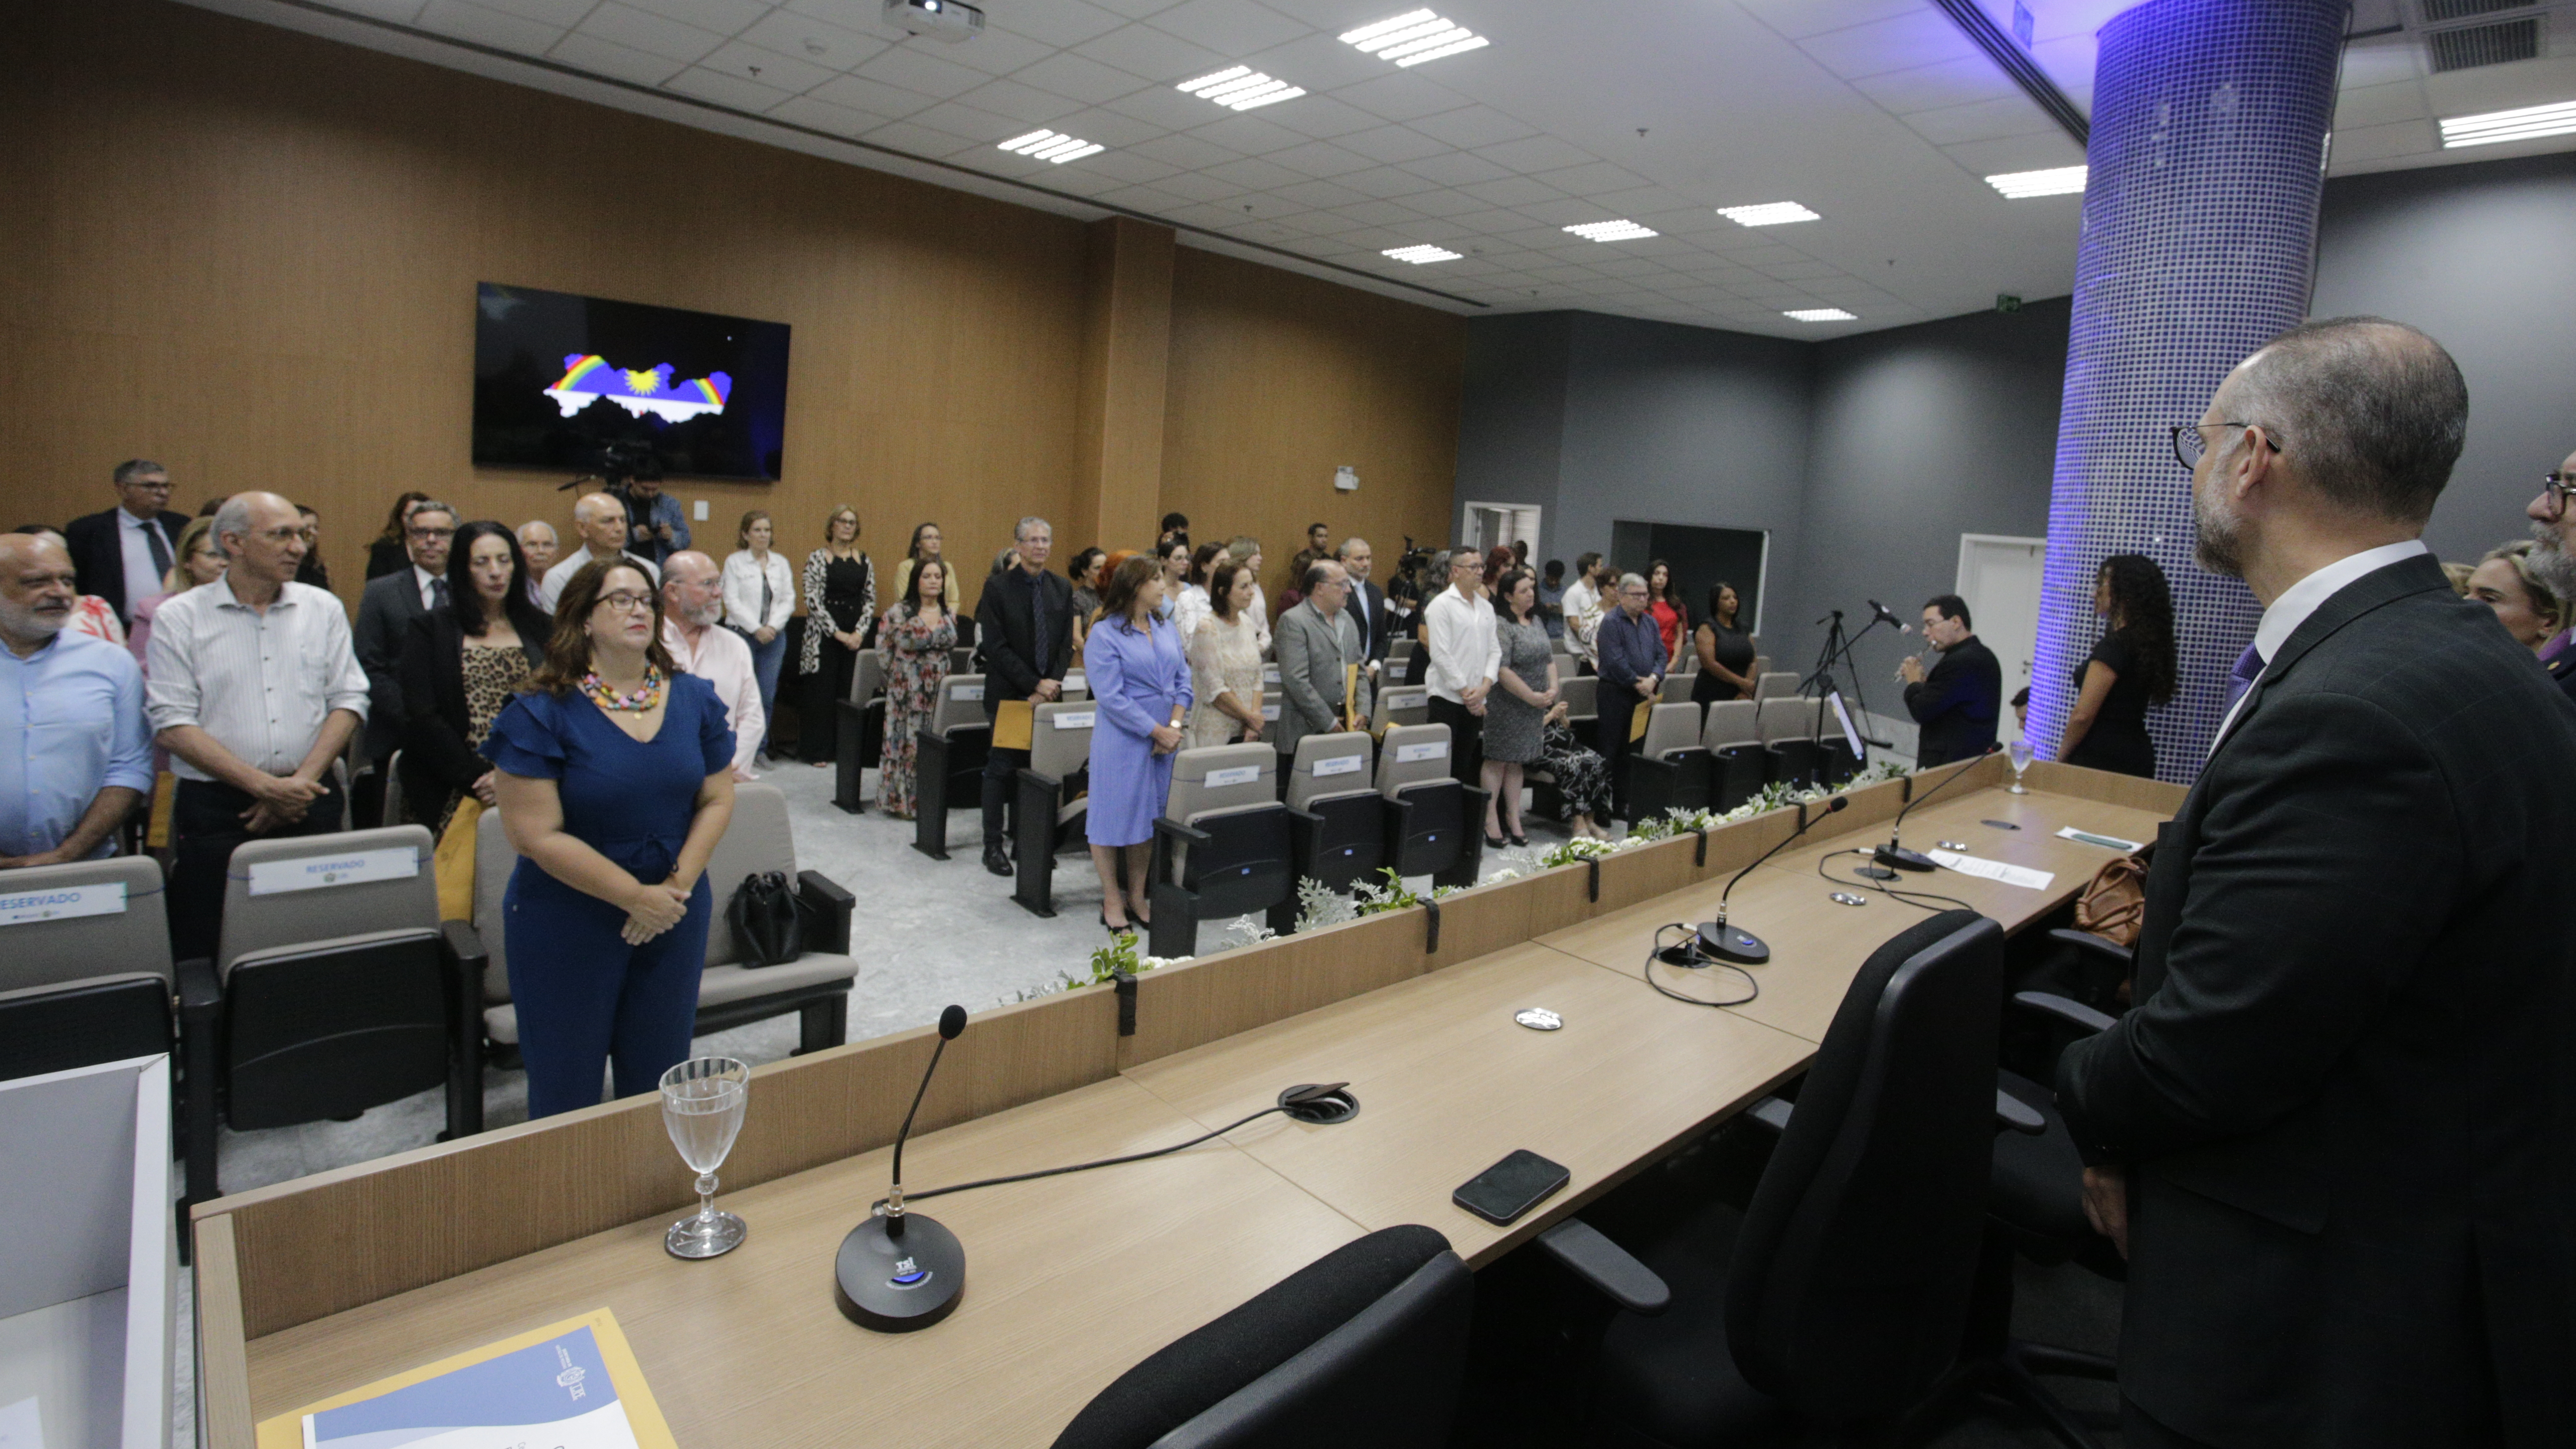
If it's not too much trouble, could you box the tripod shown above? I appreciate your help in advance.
[1800,609,1895,772]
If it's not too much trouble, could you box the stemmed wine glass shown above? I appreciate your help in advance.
[661,1056,749,1260]
[2007,738,2034,794]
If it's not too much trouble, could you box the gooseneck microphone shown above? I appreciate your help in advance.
[1696,795,1850,965]
[836,1005,969,1332]
[1867,745,1999,877]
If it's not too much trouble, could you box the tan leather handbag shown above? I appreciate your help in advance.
[2074,855,2148,948]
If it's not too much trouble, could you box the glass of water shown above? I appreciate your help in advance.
[2007,738,2034,794]
[660,1056,750,1259]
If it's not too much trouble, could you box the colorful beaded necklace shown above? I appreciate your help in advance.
[580,665,665,712]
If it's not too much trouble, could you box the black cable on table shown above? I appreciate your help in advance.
[872,1103,1295,1213]
[1816,848,1978,914]
[1640,923,1759,1008]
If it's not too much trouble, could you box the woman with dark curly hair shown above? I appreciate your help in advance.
[2059,552,2175,778]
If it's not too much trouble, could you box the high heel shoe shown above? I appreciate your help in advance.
[1508,830,1529,849]
[1483,832,1508,849]
[1100,911,1133,935]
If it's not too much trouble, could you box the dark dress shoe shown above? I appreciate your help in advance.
[982,844,1013,876]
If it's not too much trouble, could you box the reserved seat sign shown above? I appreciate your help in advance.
[247,846,422,896]
[0,881,128,926]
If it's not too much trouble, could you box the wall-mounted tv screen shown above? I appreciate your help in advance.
[472,282,790,482]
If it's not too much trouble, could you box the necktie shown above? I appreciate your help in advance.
[2222,643,2264,712]
[430,577,450,613]
[142,519,172,579]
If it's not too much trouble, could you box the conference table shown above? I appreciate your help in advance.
[196,766,2175,1449]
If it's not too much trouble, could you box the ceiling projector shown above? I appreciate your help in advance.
[885,0,983,41]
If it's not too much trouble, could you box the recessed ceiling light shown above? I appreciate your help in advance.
[1718,202,1819,227]
[1382,243,1463,264]
[2440,99,2576,148]
[1986,165,2088,198]
[1784,308,1856,322]
[1177,66,1307,111]
[997,129,1104,162]
[1564,219,1657,242]
[1340,8,1491,67]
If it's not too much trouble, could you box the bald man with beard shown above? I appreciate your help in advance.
[0,532,153,867]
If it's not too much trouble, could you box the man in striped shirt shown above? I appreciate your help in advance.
[147,491,370,961]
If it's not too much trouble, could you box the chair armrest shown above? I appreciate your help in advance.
[1150,815,1209,890]
[440,918,485,966]
[1151,816,1212,850]
[439,920,487,1017]
[175,956,222,1019]
[799,871,856,955]
[1536,1218,1670,1316]
[2046,927,2134,970]
[2011,990,2116,1037]
[1995,1089,2047,1135]
[1743,1095,1794,1135]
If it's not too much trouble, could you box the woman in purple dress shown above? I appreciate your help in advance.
[1084,555,1192,934]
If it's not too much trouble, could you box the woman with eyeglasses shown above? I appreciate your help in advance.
[485,558,738,1118]
[2526,460,2576,702]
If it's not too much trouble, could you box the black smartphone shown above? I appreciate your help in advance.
[1452,1149,1570,1225]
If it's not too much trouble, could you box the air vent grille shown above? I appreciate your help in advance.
[2418,0,2530,22]
[2428,16,2540,71]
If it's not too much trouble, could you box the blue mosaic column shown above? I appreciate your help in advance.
[2028,0,2347,779]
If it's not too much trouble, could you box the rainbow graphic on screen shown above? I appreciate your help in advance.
[544,354,732,423]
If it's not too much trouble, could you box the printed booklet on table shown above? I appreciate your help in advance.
[254,1309,676,1449]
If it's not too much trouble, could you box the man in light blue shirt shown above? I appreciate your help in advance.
[0,533,153,865]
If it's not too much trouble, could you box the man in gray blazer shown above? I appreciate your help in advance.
[1273,560,1367,760]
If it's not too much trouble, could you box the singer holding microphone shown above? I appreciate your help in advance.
[1897,594,2002,768]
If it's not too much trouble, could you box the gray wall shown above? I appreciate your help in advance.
[2310,150,2576,565]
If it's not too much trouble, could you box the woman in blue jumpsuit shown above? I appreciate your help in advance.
[487,559,738,1118]
[1084,555,1192,934]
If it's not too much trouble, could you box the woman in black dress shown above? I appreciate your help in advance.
[799,505,874,764]
[2059,553,2174,778]
[1690,581,1758,704]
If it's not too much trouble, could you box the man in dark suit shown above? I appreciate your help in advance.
[973,516,1072,876]
[2059,318,2576,1449]
[1898,594,2000,766]
[1337,536,1397,667]
[352,500,456,771]
[63,459,190,625]
[1595,572,1664,819]
[2523,444,2576,704]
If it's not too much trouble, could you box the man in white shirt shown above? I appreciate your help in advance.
[353,499,455,768]
[660,552,763,780]
[1562,551,1607,675]
[1423,547,1500,786]
[541,492,658,613]
[149,491,370,960]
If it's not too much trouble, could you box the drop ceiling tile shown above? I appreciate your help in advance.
[1398,187,1487,217]
[907,97,1035,143]
[1129,132,1246,168]
[855,42,993,98]
[1049,105,1170,147]
[1335,163,1440,197]
[1940,131,2085,175]
[780,0,883,29]
[417,0,561,54]
[2328,118,2436,167]
[1728,243,1809,265]
[2333,81,2428,130]
[1457,175,1564,207]
[808,73,940,118]
[2338,35,2419,90]
[1194,112,1307,153]
[1527,160,1655,197]
[1103,83,1230,129]
[957,79,1086,124]
[1075,23,1231,82]
[1331,71,1470,122]
[1096,181,1199,210]
[1165,199,1273,230]
[1570,279,1633,297]
[1040,166,1131,196]
[1266,209,1349,236]
[1508,196,1616,227]
[1901,94,2058,147]
[738,9,888,71]
[1093,0,1190,17]
[1439,205,1534,234]
[2423,55,2576,117]
[1256,94,1382,138]
[1577,183,1705,217]
[1265,139,1377,176]
[663,65,799,110]
[1202,155,1305,188]
[1079,148,1185,184]
[617,0,767,34]
[1410,104,1539,149]
[939,28,1061,77]
[1239,30,1386,90]
[1013,51,1155,105]
[1334,198,1428,226]
[548,30,686,85]
[1145,0,1312,56]
[1472,133,1596,173]
[1797,10,1978,81]
[991,0,1131,48]
[699,40,836,94]
[1758,260,1844,280]
[466,0,588,25]
[1271,177,1374,208]
[863,119,983,158]
[318,0,430,21]
[1154,168,1257,201]
[1335,123,1450,163]
[767,93,881,137]
[1399,149,1509,185]
[1847,55,2019,115]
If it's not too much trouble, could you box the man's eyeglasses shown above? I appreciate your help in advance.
[2171,421,2282,470]
[124,479,172,492]
[406,525,456,541]
[2539,472,2576,520]
[594,591,657,614]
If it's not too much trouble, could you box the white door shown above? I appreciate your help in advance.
[1460,502,1541,556]
[1955,534,2046,745]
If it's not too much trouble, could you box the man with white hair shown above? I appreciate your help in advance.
[540,491,658,613]
[148,491,370,959]
[971,517,1071,876]
[2523,446,2576,701]
[0,532,153,867]
[516,520,560,611]
[1594,571,1664,818]
[660,551,763,779]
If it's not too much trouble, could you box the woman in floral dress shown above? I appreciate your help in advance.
[1536,699,1614,840]
[1186,561,1267,748]
[876,559,957,818]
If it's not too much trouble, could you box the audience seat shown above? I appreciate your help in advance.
[1758,697,1825,789]
[1622,702,1711,822]
[1148,744,1299,959]
[911,674,991,861]
[1374,724,1485,889]
[1560,673,1597,728]
[467,784,853,1064]
[1388,636,1416,666]
[949,645,975,676]
[379,748,407,833]
[1751,653,1770,678]
[1010,701,1096,918]
[0,856,176,1088]
[186,826,478,1204]
[1657,671,1695,705]
[1051,1224,1472,1449]
[1370,683,1430,735]
[1753,670,1798,701]
[1701,700,1768,813]
[1286,730,1382,892]
[832,647,885,814]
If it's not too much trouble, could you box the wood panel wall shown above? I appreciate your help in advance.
[0,0,1465,605]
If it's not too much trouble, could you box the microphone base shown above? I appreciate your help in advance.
[1873,845,1937,873]
[1694,922,1771,966]
[1853,863,1899,881]
[835,1211,966,1332]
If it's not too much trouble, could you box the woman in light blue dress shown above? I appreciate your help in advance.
[1084,555,1192,934]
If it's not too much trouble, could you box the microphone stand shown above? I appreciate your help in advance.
[1801,610,1894,769]
[1694,796,1851,965]
[836,1006,970,1332]
[1866,744,2000,878]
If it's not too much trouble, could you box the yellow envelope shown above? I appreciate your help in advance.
[993,697,1034,752]
[1630,702,1651,742]
[1344,661,1361,732]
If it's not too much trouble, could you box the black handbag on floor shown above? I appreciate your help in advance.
[728,871,806,966]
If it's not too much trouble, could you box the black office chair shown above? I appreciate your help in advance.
[1052,1224,1472,1449]
[1538,910,2019,1446]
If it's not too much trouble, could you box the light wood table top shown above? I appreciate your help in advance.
[241,1076,1363,1449]
[1122,941,1814,1267]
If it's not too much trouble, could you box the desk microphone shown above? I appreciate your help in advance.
[1867,745,1998,877]
[835,1004,968,1332]
[1695,796,1849,965]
